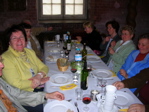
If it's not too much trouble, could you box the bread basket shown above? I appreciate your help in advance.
[57,58,69,72]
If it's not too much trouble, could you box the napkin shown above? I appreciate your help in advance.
[110,70,117,77]
[60,83,77,90]
[99,56,105,58]
[118,108,128,112]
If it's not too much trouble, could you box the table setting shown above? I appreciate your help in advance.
[43,37,142,112]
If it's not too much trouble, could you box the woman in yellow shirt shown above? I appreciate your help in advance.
[2,24,49,92]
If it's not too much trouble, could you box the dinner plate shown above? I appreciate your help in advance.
[50,73,73,86]
[46,55,59,63]
[115,91,134,108]
[49,48,60,53]
[92,69,113,79]
[87,55,101,63]
[44,100,77,112]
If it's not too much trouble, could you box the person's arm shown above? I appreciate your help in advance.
[110,42,136,66]
[122,68,149,88]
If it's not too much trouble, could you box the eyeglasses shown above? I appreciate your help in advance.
[11,36,25,41]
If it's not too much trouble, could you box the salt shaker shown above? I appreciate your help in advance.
[91,90,99,101]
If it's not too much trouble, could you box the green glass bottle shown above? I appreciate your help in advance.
[81,61,88,90]
[82,43,87,61]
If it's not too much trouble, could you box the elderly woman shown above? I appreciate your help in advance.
[117,33,149,92]
[100,20,121,63]
[0,56,64,112]
[76,21,102,54]
[2,24,49,92]
[107,25,136,74]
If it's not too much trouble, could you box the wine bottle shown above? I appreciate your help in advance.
[66,32,71,51]
[82,43,87,61]
[81,61,88,90]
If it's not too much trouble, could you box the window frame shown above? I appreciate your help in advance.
[37,0,88,22]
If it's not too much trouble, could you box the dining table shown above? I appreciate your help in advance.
[43,40,142,112]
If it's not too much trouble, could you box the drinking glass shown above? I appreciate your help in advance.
[70,62,77,75]
[87,64,92,72]
[98,79,107,93]
[75,88,82,100]
[82,94,91,111]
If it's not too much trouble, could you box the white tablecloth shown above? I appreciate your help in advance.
[43,41,142,112]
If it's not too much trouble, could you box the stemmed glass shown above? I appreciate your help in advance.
[70,62,78,83]
[82,94,91,112]
[98,79,107,94]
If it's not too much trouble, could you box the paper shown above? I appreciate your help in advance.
[118,108,128,112]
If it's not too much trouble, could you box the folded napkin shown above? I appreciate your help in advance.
[118,108,128,112]
[110,70,117,77]
[60,83,77,90]
[99,56,105,58]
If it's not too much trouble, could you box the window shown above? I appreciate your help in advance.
[37,0,88,22]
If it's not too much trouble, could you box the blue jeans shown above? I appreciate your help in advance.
[23,104,43,112]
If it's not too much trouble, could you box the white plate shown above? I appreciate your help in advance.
[46,55,59,63]
[92,69,113,79]
[115,91,134,108]
[50,73,72,86]
[87,55,101,63]
[44,100,77,112]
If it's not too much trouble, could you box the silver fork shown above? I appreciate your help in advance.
[74,102,79,112]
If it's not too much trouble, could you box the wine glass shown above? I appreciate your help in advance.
[82,94,91,111]
[70,62,77,75]
[70,62,78,83]
[87,64,92,72]
[98,79,107,94]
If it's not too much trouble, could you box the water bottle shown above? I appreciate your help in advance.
[74,48,83,74]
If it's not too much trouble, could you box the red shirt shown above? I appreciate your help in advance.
[135,52,149,62]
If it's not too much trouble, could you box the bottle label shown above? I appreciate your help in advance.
[67,43,71,50]
[75,54,82,61]
[65,36,68,40]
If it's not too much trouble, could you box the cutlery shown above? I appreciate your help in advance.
[66,99,72,102]
[74,102,79,112]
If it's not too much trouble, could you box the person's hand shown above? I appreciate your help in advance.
[40,77,50,85]
[76,36,82,42]
[113,81,125,90]
[120,69,128,78]
[128,104,145,112]
[105,36,111,42]
[45,91,65,101]
[29,74,42,88]
[110,41,116,48]
[109,47,115,54]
